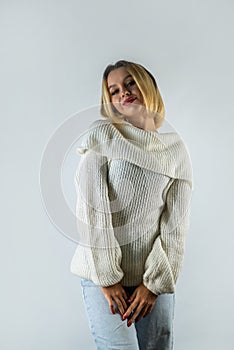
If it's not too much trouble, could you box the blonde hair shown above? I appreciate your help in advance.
[100,60,165,129]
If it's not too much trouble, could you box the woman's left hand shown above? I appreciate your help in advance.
[122,283,158,326]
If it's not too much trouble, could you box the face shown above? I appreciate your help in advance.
[107,66,145,118]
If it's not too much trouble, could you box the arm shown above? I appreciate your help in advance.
[142,177,193,295]
[73,148,124,286]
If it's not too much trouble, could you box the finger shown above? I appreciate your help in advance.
[101,290,115,315]
[120,295,128,310]
[120,288,128,301]
[123,300,139,320]
[111,305,116,314]
[127,289,137,303]
[102,294,115,315]
[135,305,150,322]
[115,298,127,316]
[115,289,128,310]
[127,303,146,326]
[108,299,116,314]
[143,303,155,317]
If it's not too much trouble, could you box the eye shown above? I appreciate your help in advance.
[127,80,135,87]
[110,80,135,96]
[111,89,119,96]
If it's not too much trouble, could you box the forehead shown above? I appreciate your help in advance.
[107,67,131,85]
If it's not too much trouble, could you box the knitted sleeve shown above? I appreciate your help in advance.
[72,148,124,286]
[142,178,192,295]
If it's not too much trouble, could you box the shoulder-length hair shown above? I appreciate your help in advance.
[100,60,165,129]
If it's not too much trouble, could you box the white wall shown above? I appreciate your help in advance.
[1,0,233,349]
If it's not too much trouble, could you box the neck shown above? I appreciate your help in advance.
[123,114,157,132]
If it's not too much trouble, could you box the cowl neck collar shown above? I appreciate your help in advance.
[76,119,193,187]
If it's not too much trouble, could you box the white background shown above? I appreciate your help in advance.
[1,0,234,349]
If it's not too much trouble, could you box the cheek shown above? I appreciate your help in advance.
[112,100,122,112]
[132,86,141,96]
[111,96,121,106]
[136,89,144,102]
[110,94,118,102]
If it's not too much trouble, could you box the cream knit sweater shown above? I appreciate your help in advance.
[70,118,193,295]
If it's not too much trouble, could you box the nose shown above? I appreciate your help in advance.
[121,88,130,98]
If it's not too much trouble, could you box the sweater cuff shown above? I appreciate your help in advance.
[143,275,175,296]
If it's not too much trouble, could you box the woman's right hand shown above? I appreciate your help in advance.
[100,283,128,316]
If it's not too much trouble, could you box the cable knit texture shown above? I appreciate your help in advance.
[70,118,193,295]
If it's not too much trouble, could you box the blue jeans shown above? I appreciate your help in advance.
[80,278,175,350]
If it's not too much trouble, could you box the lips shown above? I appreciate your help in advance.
[123,97,137,105]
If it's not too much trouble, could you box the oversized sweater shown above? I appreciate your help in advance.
[70,118,193,295]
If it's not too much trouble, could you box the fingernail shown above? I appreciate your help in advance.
[127,321,132,327]
[122,315,126,320]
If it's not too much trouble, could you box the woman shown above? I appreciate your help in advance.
[70,60,193,349]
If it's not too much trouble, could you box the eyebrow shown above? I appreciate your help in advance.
[108,74,132,90]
